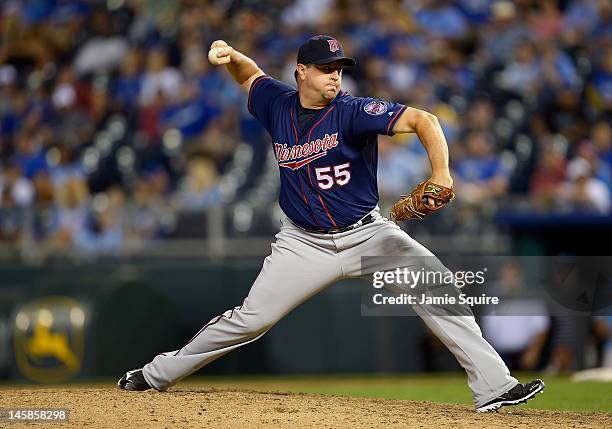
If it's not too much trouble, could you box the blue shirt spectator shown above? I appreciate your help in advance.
[457,0,492,25]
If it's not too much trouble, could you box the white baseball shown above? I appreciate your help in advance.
[208,47,231,65]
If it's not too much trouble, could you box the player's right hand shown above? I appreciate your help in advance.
[208,40,233,65]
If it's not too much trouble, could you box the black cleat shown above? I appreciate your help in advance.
[476,379,545,413]
[117,369,152,391]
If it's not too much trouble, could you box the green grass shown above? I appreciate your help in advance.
[2,373,611,413]
[182,373,611,413]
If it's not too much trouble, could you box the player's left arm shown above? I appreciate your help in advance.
[392,107,453,191]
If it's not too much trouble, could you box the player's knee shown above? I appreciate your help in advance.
[242,313,277,336]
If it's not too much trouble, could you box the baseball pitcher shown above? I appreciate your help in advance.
[119,35,544,413]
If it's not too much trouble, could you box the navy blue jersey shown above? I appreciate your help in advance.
[248,75,406,230]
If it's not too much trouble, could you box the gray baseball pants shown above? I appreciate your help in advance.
[142,209,517,407]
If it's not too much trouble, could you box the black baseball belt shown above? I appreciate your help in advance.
[298,213,375,235]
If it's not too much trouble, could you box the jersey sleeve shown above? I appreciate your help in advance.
[343,96,407,139]
[247,76,296,132]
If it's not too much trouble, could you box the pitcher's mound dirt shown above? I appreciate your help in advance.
[2,387,611,428]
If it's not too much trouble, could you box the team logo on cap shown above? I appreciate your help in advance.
[364,100,388,115]
[327,39,340,53]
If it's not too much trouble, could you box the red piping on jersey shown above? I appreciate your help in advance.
[247,75,269,115]
[304,105,335,139]
[290,109,321,226]
[386,105,407,135]
[306,106,338,228]
[290,109,308,206]
[316,189,337,228]
[308,163,338,228]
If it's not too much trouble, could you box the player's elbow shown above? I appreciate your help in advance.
[414,110,439,129]
[394,108,438,134]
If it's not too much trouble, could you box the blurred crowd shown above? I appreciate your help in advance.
[422,259,612,374]
[480,260,611,374]
[0,0,611,253]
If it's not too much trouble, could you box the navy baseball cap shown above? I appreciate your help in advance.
[297,35,356,67]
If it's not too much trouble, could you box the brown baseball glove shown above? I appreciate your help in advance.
[390,180,455,221]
